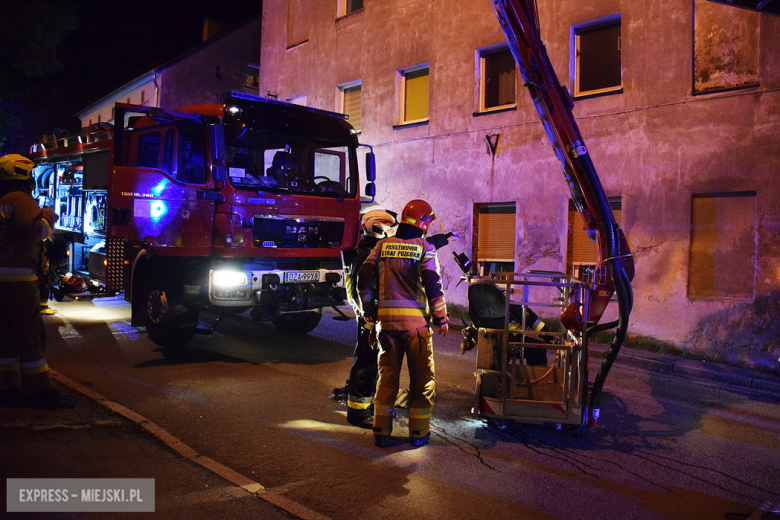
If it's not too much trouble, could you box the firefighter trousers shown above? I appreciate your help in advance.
[347,319,378,421]
[373,328,435,440]
[0,281,54,392]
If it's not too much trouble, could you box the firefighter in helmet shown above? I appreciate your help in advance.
[341,204,398,428]
[357,199,448,447]
[0,154,74,409]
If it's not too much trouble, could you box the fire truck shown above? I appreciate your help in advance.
[29,92,375,347]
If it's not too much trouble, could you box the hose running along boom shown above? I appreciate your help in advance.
[490,0,635,426]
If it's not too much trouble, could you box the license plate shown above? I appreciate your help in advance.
[284,271,320,282]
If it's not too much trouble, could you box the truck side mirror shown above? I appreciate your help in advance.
[365,152,376,182]
[209,122,226,163]
[365,183,376,197]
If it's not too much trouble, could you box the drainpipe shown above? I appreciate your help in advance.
[153,71,160,107]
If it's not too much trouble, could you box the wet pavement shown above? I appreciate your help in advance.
[2,310,779,519]
[0,376,303,520]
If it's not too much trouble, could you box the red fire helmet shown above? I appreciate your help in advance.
[400,199,436,233]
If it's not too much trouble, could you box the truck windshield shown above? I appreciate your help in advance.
[225,129,356,198]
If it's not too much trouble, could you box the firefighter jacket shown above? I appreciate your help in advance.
[344,234,381,315]
[0,191,53,283]
[357,236,447,334]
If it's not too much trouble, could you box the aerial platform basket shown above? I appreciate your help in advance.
[468,271,591,432]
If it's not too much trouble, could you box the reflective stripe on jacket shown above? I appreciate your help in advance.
[0,192,52,282]
[358,236,447,333]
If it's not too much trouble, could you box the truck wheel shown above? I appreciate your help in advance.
[142,276,197,348]
[272,311,322,335]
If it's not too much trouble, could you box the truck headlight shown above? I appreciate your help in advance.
[213,271,248,286]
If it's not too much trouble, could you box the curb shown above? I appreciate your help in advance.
[590,344,780,395]
[49,370,332,520]
[324,309,780,396]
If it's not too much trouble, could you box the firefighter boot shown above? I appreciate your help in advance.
[373,419,392,448]
[374,434,391,448]
[29,388,75,410]
[348,415,374,429]
[410,434,430,448]
[347,404,374,429]
[0,388,27,408]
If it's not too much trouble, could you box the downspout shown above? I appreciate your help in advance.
[153,70,160,107]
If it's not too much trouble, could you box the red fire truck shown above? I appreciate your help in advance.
[29,92,375,347]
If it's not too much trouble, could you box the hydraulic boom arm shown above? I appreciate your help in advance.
[490,0,635,425]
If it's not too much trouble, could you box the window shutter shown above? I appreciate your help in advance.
[570,209,598,265]
[569,198,621,266]
[404,68,429,121]
[477,206,515,262]
[343,86,361,131]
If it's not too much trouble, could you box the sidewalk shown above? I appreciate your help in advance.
[589,342,780,395]
[326,307,780,396]
[0,373,319,520]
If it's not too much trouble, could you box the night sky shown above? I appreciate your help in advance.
[39,0,263,131]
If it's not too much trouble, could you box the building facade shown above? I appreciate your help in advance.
[78,16,263,127]
[259,0,780,370]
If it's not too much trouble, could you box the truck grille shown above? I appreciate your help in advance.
[253,217,344,249]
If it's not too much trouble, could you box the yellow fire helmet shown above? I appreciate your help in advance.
[0,154,35,182]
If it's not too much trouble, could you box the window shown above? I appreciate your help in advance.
[339,82,361,131]
[164,130,175,173]
[141,90,146,104]
[474,202,516,275]
[337,0,363,18]
[567,197,621,279]
[287,0,310,48]
[314,147,346,184]
[131,128,175,174]
[179,123,206,184]
[400,64,429,124]
[693,0,759,93]
[479,46,515,111]
[246,64,260,89]
[688,192,756,298]
[137,132,162,168]
[572,15,622,97]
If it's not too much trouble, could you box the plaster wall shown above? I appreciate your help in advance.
[159,16,263,109]
[260,0,780,369]
[78,17,263,128]
[80,80,156,127]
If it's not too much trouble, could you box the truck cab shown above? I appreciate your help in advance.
[30,92,375,346]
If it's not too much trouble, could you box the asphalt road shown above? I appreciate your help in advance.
[6,296,780,520]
